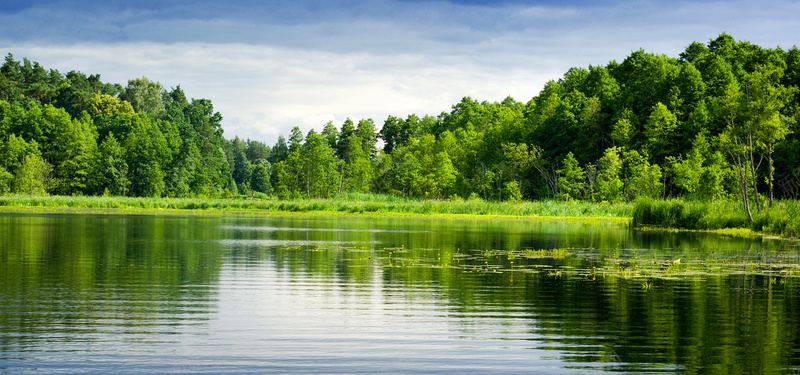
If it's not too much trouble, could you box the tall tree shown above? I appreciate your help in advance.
[744,64,797,206]
[593,147,624,203]
[119,77,166,119]
[556,152,585,201]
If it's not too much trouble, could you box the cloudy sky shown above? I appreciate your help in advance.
[1,0,798,145]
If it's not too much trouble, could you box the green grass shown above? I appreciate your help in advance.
[4,194,797,239]
[0,193,632,222]
[632,197,800,239]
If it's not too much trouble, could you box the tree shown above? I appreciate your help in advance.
[13,153,51,195]
[229,137,253,192]
[356,118,378,159]
[271,161,292,199]
[668,138,706,197]
[251,159,272,195]
[124,113,168,197]
[624,149,663,200]
[717,80,754,220]
[556,152,585,201]
[342,135,372,193]
[379,115,406,154]
[302,131,340,198]
[502,180,522,202]
[91,133,129,196]
[270,135,288,164]
[245,139,270,163]
[337,118,355,161]
[0,134,37,178]
[321,121,339,150]
[502,142,540,195]
[744,64,797,206]
[183,98,228,194]
[88,93,134,118]
[119,77,166,119]
[594,147,624,202]
[390,145,423,197]
[644,102,680,162]
[46,108,97,195]
[430,150,457,198]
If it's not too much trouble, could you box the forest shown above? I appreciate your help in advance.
[1,33,799,223]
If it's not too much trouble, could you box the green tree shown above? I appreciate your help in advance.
[502,180,522,202]
[342,136,372,194]
[744,64,797,206]
[430,151,457,198]
[47,109,97,195]
[251,159,272,195]
[624,149,663,200]
[594,147,624,202]
[269,135,288,164]
[271,160,291,199]
[91,133,129,196]
[228,136,253,192]
[124,113,168,197]
[337,118,356,161]
[644,102,680,162]
[391,145,423,197]
[379,115,407,154]
[717,79,759,220]
[355,118,378,159]
[13,153,51,195]
[302,131,340,198]
[119,77,166,119]
[556,152,585,201]
[0,134,37,178]
[88,93,134,118]
[321,121,339,149]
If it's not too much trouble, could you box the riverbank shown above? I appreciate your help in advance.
[2,194,798,239]
[632,198,800,239]
[0,193,632,223]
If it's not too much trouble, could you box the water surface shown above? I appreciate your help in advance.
[1,214,799,373]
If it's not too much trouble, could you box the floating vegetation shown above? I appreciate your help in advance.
[270,240,800,286]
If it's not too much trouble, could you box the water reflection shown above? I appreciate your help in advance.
[1,214,798,373]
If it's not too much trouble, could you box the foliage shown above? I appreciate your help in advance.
[1,33,800,224]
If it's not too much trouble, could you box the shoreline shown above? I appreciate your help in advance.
[0,203,631,225]
[1,195,794,241]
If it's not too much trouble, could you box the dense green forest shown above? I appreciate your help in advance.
[1,33,799,221]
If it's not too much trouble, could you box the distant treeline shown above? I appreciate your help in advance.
[1,33,799,219]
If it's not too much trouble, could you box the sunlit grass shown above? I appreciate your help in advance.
[3,194,798,239]
[0,193,633,222]
[632,197,800,239]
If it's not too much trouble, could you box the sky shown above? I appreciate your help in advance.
[1,0,799,145]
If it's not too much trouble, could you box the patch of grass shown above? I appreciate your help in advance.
[0,193,633,223]
[633,197,800,239]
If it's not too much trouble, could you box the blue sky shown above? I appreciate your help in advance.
[2,0,799,144]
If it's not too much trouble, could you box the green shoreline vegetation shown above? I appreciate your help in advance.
[1,194,798,241]
[0,193,632,223]
[2,33,800,239]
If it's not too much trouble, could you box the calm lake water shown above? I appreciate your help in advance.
[1,213,799,374]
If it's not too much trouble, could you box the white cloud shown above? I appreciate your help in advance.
[4,42,556,144]
[2,0,799,146]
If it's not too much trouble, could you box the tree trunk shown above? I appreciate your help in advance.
[746,132,762,213]
[730,151,754,222]
[768,151,774,207]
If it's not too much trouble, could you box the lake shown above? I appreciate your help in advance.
[1,213,799,373]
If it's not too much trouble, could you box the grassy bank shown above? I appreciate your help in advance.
[0,193,633,222]
[3,194,798,239]
[632,198,800,239]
